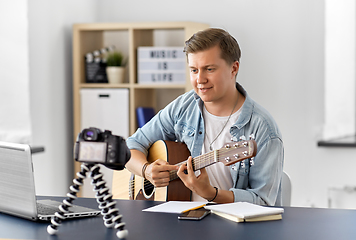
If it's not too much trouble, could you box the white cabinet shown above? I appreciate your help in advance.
[80,88,129,197]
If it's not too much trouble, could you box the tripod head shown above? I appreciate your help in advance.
[74,127,131,170]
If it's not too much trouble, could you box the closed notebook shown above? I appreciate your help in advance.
[211,210,282,222]
[204,202,284,222]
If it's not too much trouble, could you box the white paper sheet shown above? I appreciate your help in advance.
[142,201,207,214]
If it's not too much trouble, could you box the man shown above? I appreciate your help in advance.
[125,28,284,205]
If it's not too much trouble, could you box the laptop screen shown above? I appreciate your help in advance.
[0,141,38,220]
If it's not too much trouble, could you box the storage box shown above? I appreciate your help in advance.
[80,88,129,198]
[85,61,108,83]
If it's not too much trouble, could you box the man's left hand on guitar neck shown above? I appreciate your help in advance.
[177,156,234,204]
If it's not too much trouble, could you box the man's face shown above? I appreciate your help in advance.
[187,45,239,104]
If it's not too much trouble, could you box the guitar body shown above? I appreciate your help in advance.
[134,140,191,201]
[131,138,257,202]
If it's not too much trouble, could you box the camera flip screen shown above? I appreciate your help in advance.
[78,142,107,162]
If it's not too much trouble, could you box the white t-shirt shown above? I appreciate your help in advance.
[191,105,242,201]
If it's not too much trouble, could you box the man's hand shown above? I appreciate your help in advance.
[176,156,216,200]
[145,159,179,188]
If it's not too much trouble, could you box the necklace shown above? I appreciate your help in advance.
[205,93,239,151]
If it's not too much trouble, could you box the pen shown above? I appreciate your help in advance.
[181,204,206,213]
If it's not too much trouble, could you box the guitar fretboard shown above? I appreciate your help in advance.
[169,151,216,181]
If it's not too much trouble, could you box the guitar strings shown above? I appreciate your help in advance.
[145,145,249,184]
[129,154,215,190]
[136,144,252,190]
[130,145,253,191]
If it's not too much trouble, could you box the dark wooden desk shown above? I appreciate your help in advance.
[1,196,356,240]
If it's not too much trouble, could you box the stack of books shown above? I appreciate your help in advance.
[204,202,284,223]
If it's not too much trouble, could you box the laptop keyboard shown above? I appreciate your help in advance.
[36,202,59,215]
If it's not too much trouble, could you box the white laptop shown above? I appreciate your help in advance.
[0,141,101,221]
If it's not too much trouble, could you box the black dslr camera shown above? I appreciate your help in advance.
[74,127,131,170]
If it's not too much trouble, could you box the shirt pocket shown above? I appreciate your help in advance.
[174,122,195,146]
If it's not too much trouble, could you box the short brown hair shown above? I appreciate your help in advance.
[184,28,241,64]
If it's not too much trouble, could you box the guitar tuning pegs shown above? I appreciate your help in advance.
[249,134,255,140]
[239,135,246,141]
[250,157,255,166]
[231,136,238,142]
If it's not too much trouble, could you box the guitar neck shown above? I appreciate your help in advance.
[192,152,216,170]
[166,139,257,182]
[169,151,216,181]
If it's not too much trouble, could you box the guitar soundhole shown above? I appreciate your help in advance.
[143,179,155,196]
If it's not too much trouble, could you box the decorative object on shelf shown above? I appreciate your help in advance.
[137,47,186,84]
[85,49,108,83]
[106,51,126,84]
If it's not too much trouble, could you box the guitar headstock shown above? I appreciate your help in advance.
[217,139,257,166]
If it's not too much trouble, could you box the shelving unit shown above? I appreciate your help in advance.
[72,22,209,198]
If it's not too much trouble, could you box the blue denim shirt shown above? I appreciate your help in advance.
[126,83,284,206]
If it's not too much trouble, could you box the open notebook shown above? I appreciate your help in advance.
[0,141,100,221]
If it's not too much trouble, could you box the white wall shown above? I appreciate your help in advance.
[0,1,32,143]
[96,0,356,208]
[22,0,356,207]
[324,0,355,140]
[28,0,99,196]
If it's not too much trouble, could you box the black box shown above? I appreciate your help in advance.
[85,60,108,83]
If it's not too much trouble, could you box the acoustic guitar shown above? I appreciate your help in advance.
[129,139,257,201]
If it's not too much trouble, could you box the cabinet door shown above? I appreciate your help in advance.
[80,88,129,198]
[80,88,129,138]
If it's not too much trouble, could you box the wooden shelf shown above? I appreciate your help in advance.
[80,83,186,89]
[80,83,131,88]
[133,84,186,89]
[72,21,209,198]
[73,21,208,137]
[317,135,356,147]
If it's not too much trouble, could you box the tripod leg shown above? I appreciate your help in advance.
[47,163,90,235]
[90,164,128,239]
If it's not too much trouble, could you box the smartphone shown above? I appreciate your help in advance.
[178,208,211,220]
